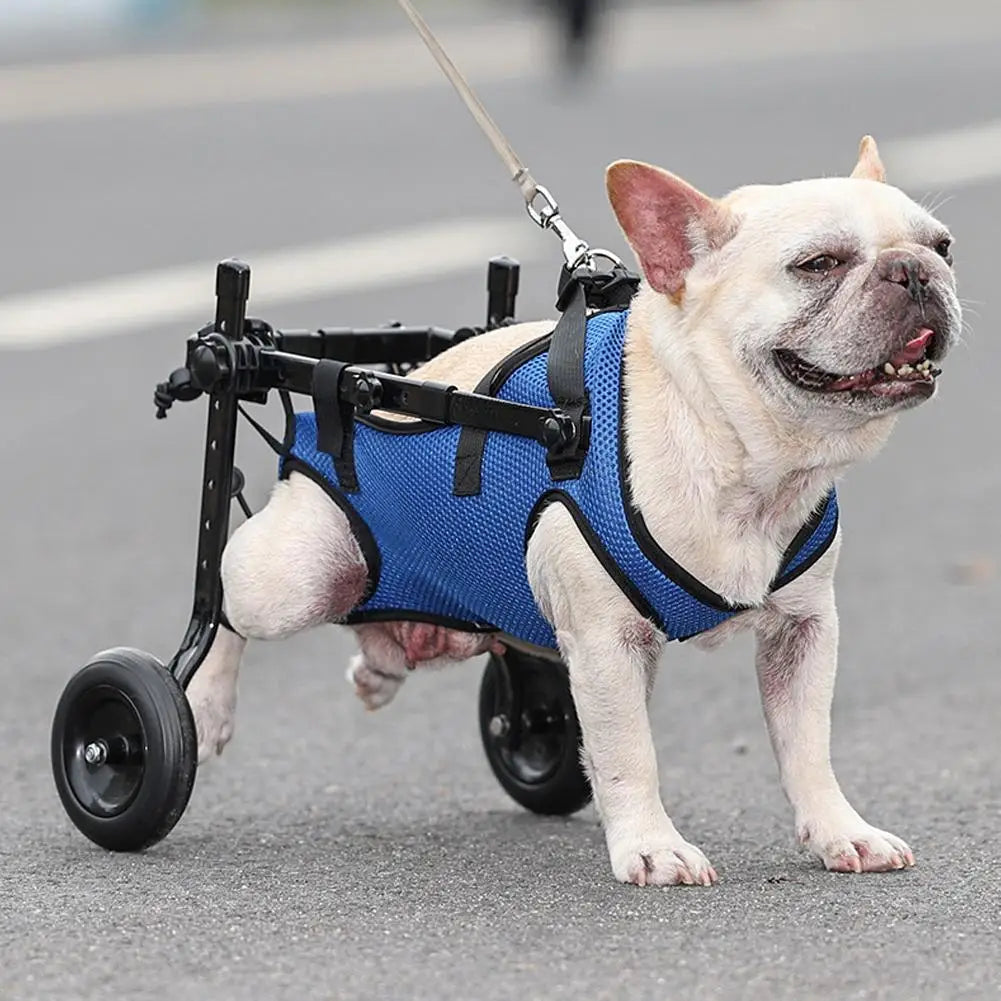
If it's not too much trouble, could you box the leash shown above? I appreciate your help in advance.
[396,0,622,276]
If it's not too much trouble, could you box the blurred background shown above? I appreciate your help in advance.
[2,1,1000,999]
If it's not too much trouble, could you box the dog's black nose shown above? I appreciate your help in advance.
[881,254,930,304]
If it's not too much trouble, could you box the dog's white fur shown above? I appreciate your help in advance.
[186,138,959,885]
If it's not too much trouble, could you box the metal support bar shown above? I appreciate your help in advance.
[169,260,249,688]
[274,326,456,365]
[486,256,519,330]
[264,350,578,450]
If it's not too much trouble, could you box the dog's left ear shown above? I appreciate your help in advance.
[850,135,886,182]
[606,160,731,300]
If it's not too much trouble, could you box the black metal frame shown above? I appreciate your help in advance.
[159,252,638,690]
[159,256,566,688]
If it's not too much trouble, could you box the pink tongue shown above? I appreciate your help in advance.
[889,328,934,367]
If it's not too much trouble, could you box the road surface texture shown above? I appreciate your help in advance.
[1,2,1000,999]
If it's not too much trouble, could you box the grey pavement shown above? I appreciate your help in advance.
[2,4,1001,1000]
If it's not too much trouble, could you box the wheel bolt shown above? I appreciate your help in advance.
[84,741,108,766]
[488,714,510,738]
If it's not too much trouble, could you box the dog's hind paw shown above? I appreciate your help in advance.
[187,676,237,764]
[185,629,242,764]
[800,818,915,873]
[347,654,406,711]
[609,833,718,887]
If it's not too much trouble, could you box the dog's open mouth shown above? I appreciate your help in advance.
[773,328,941,399]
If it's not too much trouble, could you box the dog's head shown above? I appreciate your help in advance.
[607,138,961,435]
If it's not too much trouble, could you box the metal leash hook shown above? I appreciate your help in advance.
[396,0,622,275]
[525,185,592,272]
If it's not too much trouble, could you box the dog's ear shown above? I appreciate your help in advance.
[850,135,886,182]
[606,160,729,300]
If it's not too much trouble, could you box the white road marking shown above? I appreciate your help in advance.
[2,1,1000,124]
[0,217,539,349]
[0,23,543,124]
[884,119,1001,191]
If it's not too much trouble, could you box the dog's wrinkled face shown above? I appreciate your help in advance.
[607,138,962,431]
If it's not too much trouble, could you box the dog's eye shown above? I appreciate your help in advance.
[935,237,953,262]
[797,254,841,274]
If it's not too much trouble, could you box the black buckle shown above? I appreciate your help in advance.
[541,411,591,479]
[556,263,640,312]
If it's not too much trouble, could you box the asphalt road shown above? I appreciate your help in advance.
[2,3,1001,999]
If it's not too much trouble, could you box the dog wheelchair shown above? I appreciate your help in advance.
[50,243,640,852]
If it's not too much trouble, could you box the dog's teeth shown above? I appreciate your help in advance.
[884,362,896,376]
[898,364,913,376]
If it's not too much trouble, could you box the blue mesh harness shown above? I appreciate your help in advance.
[281,308,838,649]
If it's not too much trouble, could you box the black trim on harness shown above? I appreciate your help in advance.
[770,494,839,591]
[344,607,498,633]
[312,360,360,492]
[545,280,590,481]
[616,359,749,615]
[616,352,839,613]
[525,490,665,637]
[280,458,381,604]
[453,331,555,497]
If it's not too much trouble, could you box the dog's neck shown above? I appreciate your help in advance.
[622,287,894,605]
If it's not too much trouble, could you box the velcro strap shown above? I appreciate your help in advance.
[312,359,359,492]
[453,426,488,496]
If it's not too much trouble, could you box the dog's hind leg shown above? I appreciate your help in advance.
[187,471,368,761]
[223,473,368,640]
[186,626,245,763]
[346,624,410,711]
[347,622,501,711]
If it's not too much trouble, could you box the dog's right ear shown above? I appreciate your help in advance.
[606,160,729,301]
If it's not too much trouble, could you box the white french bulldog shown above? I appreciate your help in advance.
[188,137,960,886]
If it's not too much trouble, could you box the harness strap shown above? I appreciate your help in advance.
[237,403,285,455]
[452,356,499,497]
[545,279,590,480]
[453,425,489,497]
[313,360,360,492]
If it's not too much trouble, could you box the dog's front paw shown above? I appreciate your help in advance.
[608,831,718,887]
[800,818,915,873]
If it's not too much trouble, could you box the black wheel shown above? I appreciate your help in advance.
[478,649,591,816]
[51,648,197,852]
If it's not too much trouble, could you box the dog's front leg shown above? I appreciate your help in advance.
[528,505,717,887]
[756,547,915,873]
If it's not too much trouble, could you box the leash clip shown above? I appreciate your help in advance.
[526,185,623,275]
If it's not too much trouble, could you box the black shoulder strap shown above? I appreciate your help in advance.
[312,359,360,493]
[545,279,590,481]
[453,276,594,494]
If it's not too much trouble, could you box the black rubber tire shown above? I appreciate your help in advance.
[478,650,592,816]
[51,648,197,852]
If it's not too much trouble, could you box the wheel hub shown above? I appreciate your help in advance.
[487,677,570,785]
[63,686,147,819]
